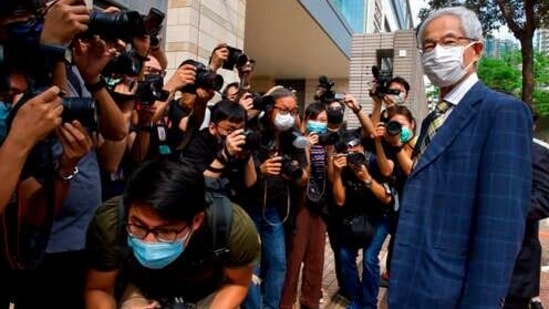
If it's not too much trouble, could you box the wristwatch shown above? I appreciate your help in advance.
[57,165,79,181]
[364,177,372,188]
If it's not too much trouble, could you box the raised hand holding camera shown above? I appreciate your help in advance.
[164,64,196,93]
[209,43,229,72]
[73,36,116,84]
[224,129,246,157]
[56,120,93,169]
[9,86,63,149]
[40,0,90,46]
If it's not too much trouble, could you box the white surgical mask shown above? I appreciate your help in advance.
[390,92,406,105]
[274,113,295,131]
[422,42,477,88]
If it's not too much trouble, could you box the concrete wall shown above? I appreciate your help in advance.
[164,0,246,86]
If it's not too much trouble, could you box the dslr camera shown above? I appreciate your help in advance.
[317,131,341,146]
[280,155,303,180]
[241,129,262,151]
[385,120,402,136]
[222,46,250,71]
[370,66,400,98]
[346,151,367,168]
[316,75,344,104]
[136,75,170,105]
[183,60,224,92]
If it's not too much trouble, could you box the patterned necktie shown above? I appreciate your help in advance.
[415,100,452,162]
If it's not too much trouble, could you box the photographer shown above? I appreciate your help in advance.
[370,76,411,125]
[84,159,260,309]
[331,134,393,309]
[249,87,308,309]
[181,100,257,206]
[281,102,329,309]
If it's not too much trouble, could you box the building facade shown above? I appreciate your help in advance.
[535,28,549,54]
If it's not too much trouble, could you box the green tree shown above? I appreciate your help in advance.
[477,51,549,115]
[418,0,549,105]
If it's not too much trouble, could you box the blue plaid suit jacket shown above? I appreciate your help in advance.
[388,82,533,309]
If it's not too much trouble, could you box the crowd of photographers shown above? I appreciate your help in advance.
[0,1,434,309]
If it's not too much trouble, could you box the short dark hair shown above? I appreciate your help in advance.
[390,76,410,95]
[124,159,207,223]
[210,99,247,124]
[304,102,324,121]
[222,82,240,100]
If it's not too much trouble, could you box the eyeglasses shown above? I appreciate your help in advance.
[420,36,474,53]
[274,106,299,116]
[126,223,189,243]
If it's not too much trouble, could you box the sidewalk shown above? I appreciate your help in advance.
[319,218,549,308]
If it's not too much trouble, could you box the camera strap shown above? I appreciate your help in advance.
[261,180,290,226]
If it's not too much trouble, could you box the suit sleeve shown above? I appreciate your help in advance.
[529,143,549,220]
[460,98,533,307]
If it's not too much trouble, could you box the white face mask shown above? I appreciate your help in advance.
[422,42,477,88]
[390,92,406,105]
[274,113,295,131]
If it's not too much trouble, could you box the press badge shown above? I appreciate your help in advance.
[157,125,167,142]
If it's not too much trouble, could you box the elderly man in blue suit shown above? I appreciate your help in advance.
[388,6,533,309]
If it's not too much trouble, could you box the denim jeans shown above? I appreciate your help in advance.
[338,215,390,309]
[248,206,287,309]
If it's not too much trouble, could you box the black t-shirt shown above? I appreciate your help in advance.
[340,153,389,217]
[252,131,307,208]
[181,129,251,206]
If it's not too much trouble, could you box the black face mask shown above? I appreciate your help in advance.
[327,109,344,125]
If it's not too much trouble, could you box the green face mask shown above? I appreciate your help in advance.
[400,126,412,144]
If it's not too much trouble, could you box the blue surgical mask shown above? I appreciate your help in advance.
[127,236,186,269]
[0,102,10,142]
[400,127,412,144]
[306,120,327,134]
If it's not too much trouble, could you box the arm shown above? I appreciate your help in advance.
[460,100,533,307]
[244,156,257,188]
[0,137,34,212]
[343,94,374,137]
[395,140,415,176]
[84,269,119,309]
[209,266,253,309]
[331,155,346,207]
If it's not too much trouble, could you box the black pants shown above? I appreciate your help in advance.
[13,250,87,309]
[503,297,531,309]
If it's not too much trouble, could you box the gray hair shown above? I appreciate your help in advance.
[417,6,484,43]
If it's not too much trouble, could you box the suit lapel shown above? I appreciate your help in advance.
[411,82,486,177]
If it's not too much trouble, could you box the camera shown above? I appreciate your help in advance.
[385,120,402,136]
[242,129,262,151]
[184,60,223,91]
[86,10,145,42]
[347,151,366,168]
[370,66,399,98]
[102,50,144,77]
[316,75,345,104]
[317,131,340,146]
[136,75,169,105]
[62,97,96,128]
[143,8,166,47]
[222,46,249,71]
[280,155,303,180]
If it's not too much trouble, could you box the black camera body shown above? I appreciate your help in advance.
[102,50,144,77]
[222,46,249,70]
[61,97,97,128]
[371,66,399,98]
[317,131,340,146]
[86,10,145,42]
[347,151,367,168]
[317,75,344,104]
[182,60,223,92]
[241,129,262,151]
[385,120,402,136]
[280,155,303,180]
[136,75,170,105]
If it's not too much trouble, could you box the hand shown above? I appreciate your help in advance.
[307,132,319,145]
[384,129,401,147]
[260,155,282,176]
[332,154,347,172]
[56,121,94,168]
[165,64,196,92]
[209,43,229,71]
[225,129,246,156]
[342,94,361,113]
[73,37,117,84]
[40,0,90,46]
[372,123,386,141]
[133,35,151,58]
[352,164,371,182]
[112,77,138,96]
[9,86,63,149]
[239,93,254,111]
[120,298,161,309]
[383,94,397,108]
[136,105,157,126]
[368,81,383,105]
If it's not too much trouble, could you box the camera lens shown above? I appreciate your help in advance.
[386,120,402,136]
